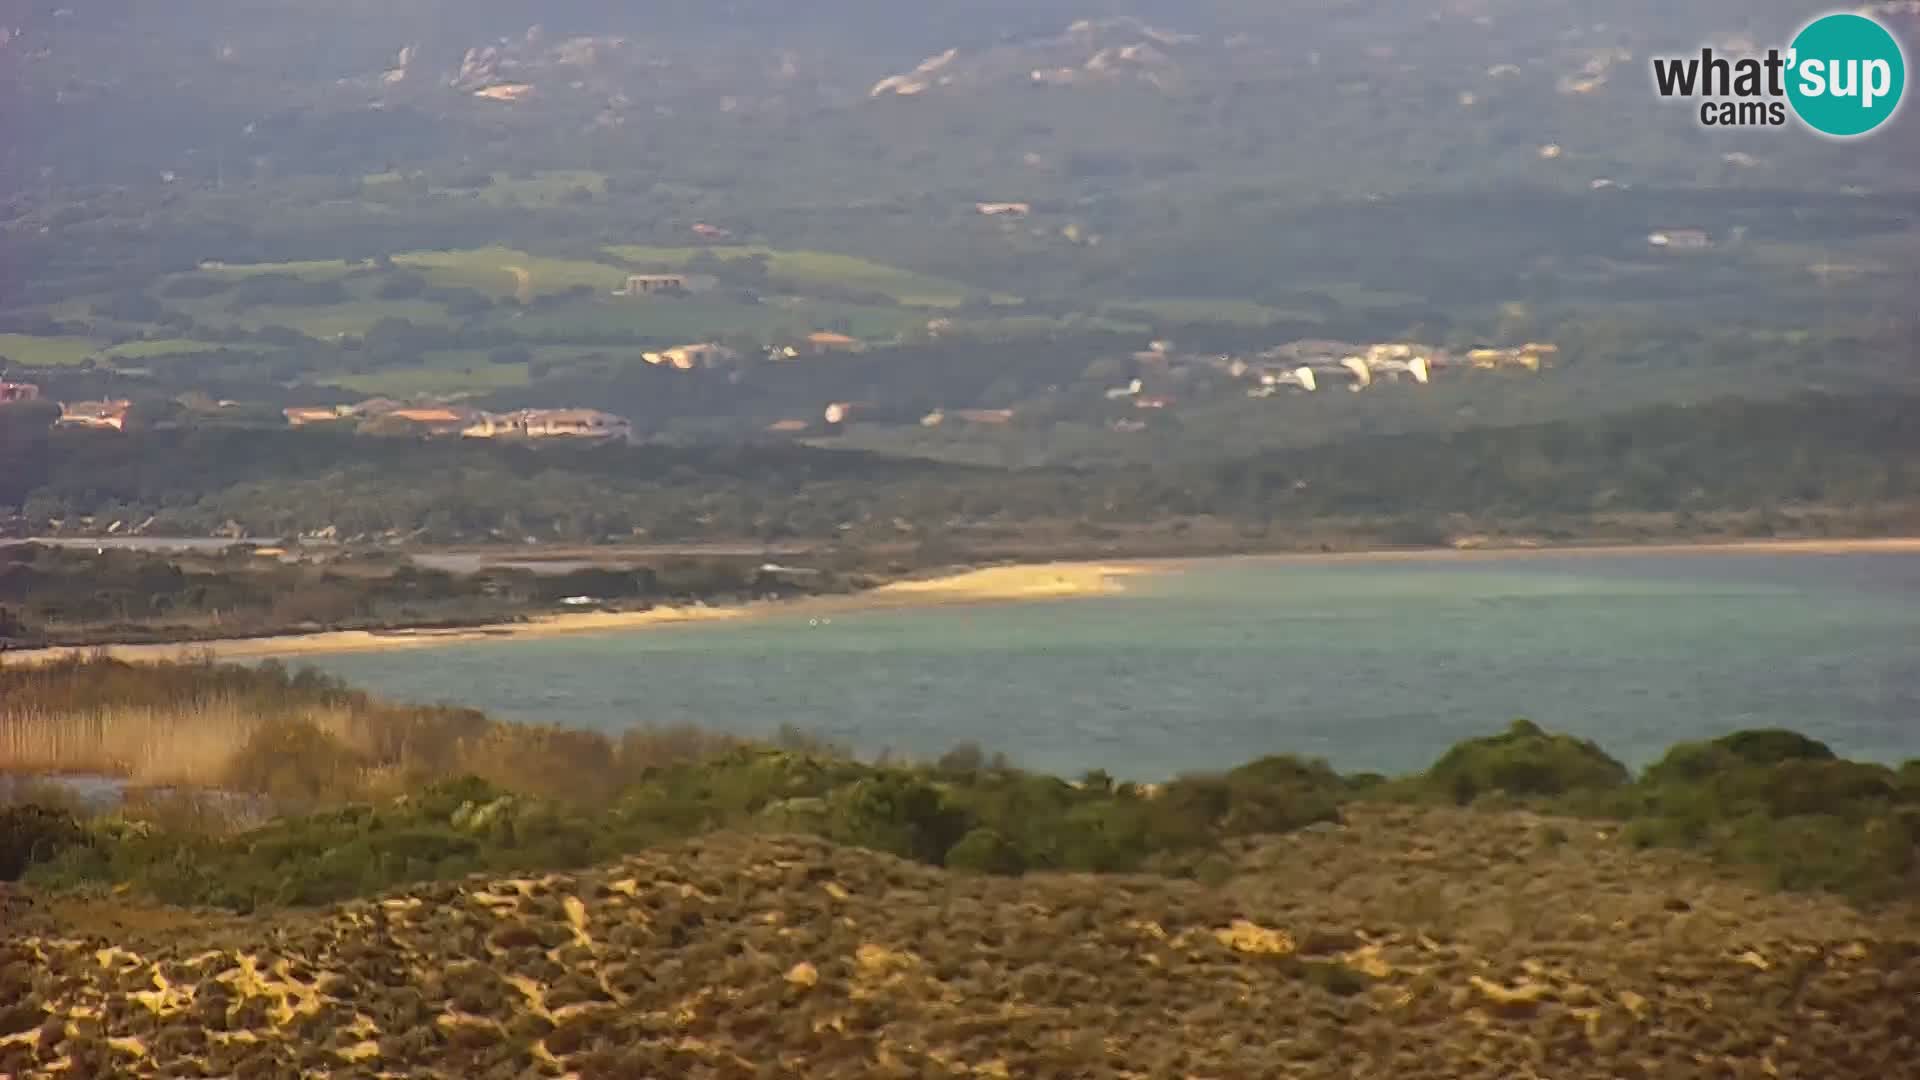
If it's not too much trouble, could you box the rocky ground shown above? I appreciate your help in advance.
[3,805,1917,1079]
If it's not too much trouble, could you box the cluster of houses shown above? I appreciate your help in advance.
[1,381,137,431]
[56,400,134,430]
[4,381,137,430]
[762,335,1558,440]
[640,333,865,370]
[1124,338,1557,402]
[284,398,633,442]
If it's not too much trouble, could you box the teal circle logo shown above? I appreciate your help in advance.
[1787,13,1906,137]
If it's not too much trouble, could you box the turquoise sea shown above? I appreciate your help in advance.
[294,552,1920,780]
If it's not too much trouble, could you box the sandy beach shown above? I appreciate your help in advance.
[5,561,1148,665]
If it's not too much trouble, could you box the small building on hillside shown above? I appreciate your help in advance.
[390,406,474,426]
[283,405,346,427]
[952,408,1015,425]
[521,409,632,441]
[1648,229,1712,251]
[621,274,688,296]
[56,400,132,431]
[462,412,526,439]
[345,398,403,419]
[0,381,40,403]
[803,331,865,354]
[1464,343,1556,372]
[642,343,737,370]
[473,83,533,103]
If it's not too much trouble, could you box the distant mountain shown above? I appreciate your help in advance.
[2,1,1915,206]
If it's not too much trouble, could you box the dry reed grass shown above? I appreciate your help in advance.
[0,656,776,815]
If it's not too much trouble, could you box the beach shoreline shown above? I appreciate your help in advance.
[8,536,1918,664]
[2,562,1150,665]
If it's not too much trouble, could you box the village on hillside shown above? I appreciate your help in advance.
[5,331,1557,444]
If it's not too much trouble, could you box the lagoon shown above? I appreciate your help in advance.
[291,551,1920,780]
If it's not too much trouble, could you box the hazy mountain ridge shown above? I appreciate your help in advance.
[4,0,1913,199]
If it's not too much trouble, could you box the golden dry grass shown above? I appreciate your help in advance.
[0,657,757,810]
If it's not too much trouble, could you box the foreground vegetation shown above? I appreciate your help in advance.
[3,659,1917,913]
[10,819,1915,1080]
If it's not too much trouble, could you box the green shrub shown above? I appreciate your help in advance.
[408,776,511,821]
[1226,754,1341,789]
[656,748,854,818]
[756,796,831,834]
[1713,729,1837,766]
[825,774,970,864]
[945,828,1025,875]
[1755,761,1899,821]
[1613,734,1916,903]
[1422,720,1630,804]
[0,804,89,880]
[1645,730,1838,787]
[1046,800,1160,872]
[935,742,988,775]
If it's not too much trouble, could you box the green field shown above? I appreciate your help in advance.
[316,344,667,398]
[931,313,1151,340]
[367,170,610,208]
[322,354,532,397]
[394,247,628,300]
[168,297,454,338]
[100,339,237,360]
[604,245,998,307]
[497,296,927,343]
[1105,298,1313,327]
[0,334,101,367]
[196,259,361,281]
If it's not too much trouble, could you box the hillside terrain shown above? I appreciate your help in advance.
[2,1,1916,465]
[6,815,1917,1078]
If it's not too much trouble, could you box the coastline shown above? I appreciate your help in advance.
[7,536,1918,664]
[1198,535,1920,566]
[2,562,1149,665]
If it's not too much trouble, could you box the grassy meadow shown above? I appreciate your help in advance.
[0,333,101,367]
[604,245,998,307]
[364,169,611,208]
[392,247,628,299]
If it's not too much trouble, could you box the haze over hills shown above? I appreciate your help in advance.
[6,0,1917,195]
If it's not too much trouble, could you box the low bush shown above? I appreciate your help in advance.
[0,804,88,880]
[945,828,1025,875]
[1421,719,1630,803]
[826,774,969,865]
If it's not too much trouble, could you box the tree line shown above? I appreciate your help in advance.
[3,390,1917,544]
